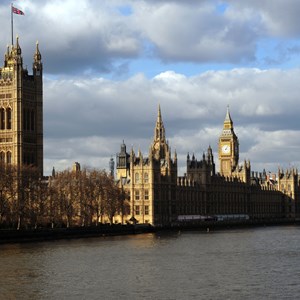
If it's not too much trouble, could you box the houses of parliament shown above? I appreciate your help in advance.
[0,37,43,176]
[1,38,299,227]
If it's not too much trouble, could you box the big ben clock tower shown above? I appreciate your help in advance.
[218,106,239,177]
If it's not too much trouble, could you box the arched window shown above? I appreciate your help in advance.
[135,190,140,201]
[0,152,5,163]
[135,173,140,184]
[145,190,149,200]
[0,108,5,130]
[144,173,149,183]
[6,151,11,164]
[6,108,11,130]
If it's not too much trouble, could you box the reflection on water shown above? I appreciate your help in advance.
[1,226,300,299]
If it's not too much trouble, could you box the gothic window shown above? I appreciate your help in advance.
[0,108,5,130]
[135,173,140,184]
[0,152,5,163]
[6,151,11,164]
[135,190,140,201]
[135,205,140,215]
[144,173,149,183]
[145,190,149,201]
[144,205,149,215]
[119,157,125,167]
[6,108,11,130]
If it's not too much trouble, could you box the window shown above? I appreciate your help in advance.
[0,108,5,130]
[145,190,149,201]
[135,190,140,201]
[6,108,11,130]
[144,173,149,183]
[135,173,140,183]
[0,152,4,163]
[7,152,11,164]
[145,206,149,215]
[135,205,140,215]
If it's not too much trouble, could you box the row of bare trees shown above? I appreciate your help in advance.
[0,165,130,229]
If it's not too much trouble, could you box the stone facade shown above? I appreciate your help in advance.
[0,38,43,176]
[115,106,299,226]
[116,106,177,226]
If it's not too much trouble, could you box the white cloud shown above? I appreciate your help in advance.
[42,67,300,175]
[1,1,300,175]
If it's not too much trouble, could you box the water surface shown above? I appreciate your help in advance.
[0,226,299,299]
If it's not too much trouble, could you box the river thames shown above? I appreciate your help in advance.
[0,225,299,299]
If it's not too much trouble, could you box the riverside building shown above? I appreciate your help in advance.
[0,38,43,176]
[1,38,297,227]
[115,106,299,226]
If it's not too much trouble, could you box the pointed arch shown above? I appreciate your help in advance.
[0,151,5,163]
[6,107,11,129]
[0,108,5,130]
[6,151,11,164]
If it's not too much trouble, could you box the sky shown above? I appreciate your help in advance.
[1,0,300,176]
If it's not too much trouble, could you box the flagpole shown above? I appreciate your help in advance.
[11,3,13,45]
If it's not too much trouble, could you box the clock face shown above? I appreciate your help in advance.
[222,144,231,154]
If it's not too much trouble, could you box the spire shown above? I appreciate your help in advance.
[52,167,56,178]
[34,41,42,62]
[33,41,42,75]
[207,145,213,163]
[10,36,21,56]
[224,105,233,128]
[16,36,21,54]
[154,104,165,142]
[138,147,142,158]
[151,104,171,160]
[157,104,162,123]
[221,105,236,136]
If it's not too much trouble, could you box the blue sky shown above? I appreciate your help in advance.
[1,0,300,175]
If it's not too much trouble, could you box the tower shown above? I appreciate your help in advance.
[149,105,177,225]
[151,104,168,161]
[218,106,239,177]
[0,38,43,176]
[109,156,115,177]
[116,141,130,178]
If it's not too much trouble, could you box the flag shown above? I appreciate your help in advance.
[12,6,25,15]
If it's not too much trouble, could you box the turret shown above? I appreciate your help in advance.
[207,145,215,176]
[109,157,115,177]
[116,141,130,179]
[33,41,42,76]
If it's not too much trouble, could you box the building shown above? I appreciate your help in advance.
[2,36,295,227]
[116,105,177,225]
[115,105,299,226]
[0,37,43,176]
